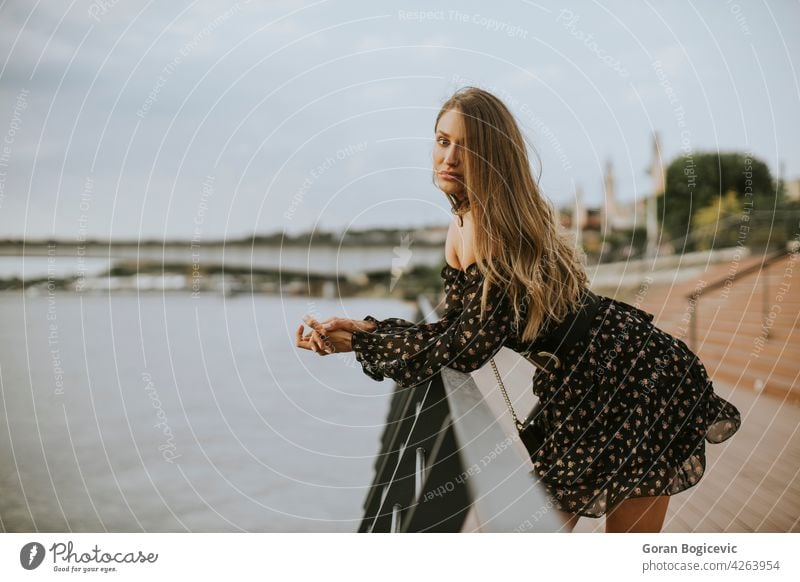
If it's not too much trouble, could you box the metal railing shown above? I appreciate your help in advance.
[359,296,564,532]
[685,244,797,350]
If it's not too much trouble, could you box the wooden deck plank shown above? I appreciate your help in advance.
[715,475,796,532]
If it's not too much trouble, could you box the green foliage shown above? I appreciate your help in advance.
[691,189,743,250]
[659,152,778,251]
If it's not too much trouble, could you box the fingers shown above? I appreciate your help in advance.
[300,315,358,355]
[312,330,333,353]
[320,317,356,333]
[299,329,322,353]
[296,324,312,351]
[308,315,363,333]
[303,315,325,335]
[304,315,333,353]
[295,323,317,352]
[318,317,338,332]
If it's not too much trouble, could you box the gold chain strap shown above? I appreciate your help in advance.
[490,357,524,431]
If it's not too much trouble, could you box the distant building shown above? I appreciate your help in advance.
[786,178,800,202]
[601,159,647,233]
[423,132,668,253]
[411,225,448,245]
[645,132,666,257]
[601,159,617,237]
[560,133,664,256]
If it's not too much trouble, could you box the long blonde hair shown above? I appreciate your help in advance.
[435,87,589,342]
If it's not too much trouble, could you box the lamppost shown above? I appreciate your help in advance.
[645,132,666,259]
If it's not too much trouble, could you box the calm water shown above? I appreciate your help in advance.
[0,291,415,532]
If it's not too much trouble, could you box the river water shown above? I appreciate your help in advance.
[0,291,415,532]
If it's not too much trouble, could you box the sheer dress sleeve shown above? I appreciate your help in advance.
[360,264,466,335]
[351,263,514,387]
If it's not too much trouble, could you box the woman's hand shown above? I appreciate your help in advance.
[318,317,378,334]
[295,324,353,355]
[295,315,374,355]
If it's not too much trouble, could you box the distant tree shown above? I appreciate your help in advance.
[659,152,778,251]
[691,189,743,250]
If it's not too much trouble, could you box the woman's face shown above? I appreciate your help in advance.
[432,108,466,198]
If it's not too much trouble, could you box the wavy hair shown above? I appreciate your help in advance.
[434,86,589,342]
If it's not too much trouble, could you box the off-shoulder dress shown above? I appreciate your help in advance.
[351,263,741,518]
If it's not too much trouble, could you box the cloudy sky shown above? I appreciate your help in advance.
[1,0,798,240]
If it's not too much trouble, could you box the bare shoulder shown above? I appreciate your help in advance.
[445,212,475,270]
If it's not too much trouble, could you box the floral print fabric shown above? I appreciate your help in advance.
[351,263,742,518]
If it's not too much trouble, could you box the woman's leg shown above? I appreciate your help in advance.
[605,495,670,533]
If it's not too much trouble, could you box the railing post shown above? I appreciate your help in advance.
[689,292,697,351]
[762,265,770,339]
[685,247,791,350]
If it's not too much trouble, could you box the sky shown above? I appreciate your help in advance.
[0,0,798,240]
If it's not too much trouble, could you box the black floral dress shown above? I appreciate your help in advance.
[351,263,742,518]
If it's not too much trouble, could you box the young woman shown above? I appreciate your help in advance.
[295,87,741,533]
